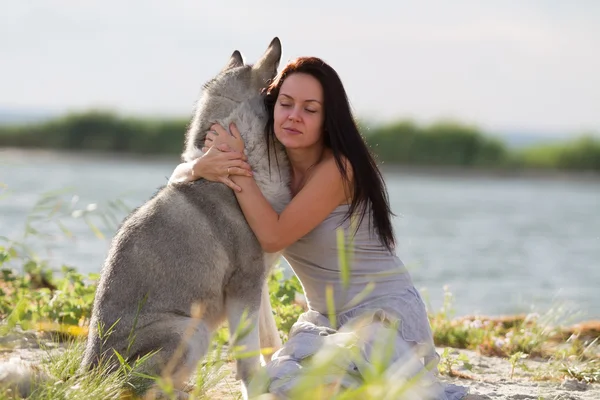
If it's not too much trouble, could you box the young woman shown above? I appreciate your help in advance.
[169,56,469,399]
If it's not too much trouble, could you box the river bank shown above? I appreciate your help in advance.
[3,147,600,183]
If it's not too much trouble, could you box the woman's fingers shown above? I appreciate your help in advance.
[203,145,247,165]
[210,123,229,136]
[229,159,252,171]
[223,149,246,160]
[205,131,217,142]
[206,131,216,140]
[219,176,242,192]
[215,143,232,152]
[227,166,253,177]
[204,134,214,149]
[215,154,251,172]
[229,123,241,139]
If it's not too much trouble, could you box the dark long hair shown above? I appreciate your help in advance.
[262,56,396,251]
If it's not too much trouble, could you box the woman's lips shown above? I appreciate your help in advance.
[283,127,302,135]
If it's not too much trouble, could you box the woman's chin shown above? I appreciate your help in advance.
[277,136,303,149]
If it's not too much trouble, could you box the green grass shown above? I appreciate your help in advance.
[1,188,598,399]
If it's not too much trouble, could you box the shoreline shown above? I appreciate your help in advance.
[379,163,600,183]
[3,146,600,183]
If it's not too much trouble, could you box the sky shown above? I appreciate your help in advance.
[1,0,599,136]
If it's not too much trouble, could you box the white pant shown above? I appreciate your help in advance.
[263,303,469,400]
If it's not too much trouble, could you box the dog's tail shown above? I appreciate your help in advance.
[0,358,52,397]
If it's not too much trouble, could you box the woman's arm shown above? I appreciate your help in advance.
[209,123,350,253]
[232,159,348,252]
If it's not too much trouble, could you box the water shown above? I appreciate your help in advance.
[1,149,599,322]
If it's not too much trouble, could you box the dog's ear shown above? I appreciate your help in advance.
[221,50,244,73]
[252,37,282,84]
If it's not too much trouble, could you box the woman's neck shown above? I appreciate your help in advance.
[286,145,326,176]
[286,145,327,195]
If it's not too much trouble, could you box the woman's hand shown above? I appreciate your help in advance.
[191,143,252,191]
[169,143,252,191]
[202,122,246,154]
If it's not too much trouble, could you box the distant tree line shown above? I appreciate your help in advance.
[0,111,186,155]
[1,110,599,172]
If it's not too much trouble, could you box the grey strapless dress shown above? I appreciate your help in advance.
[263,204,469,399]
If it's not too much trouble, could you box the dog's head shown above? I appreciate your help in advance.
[207,37,282,101]
[183,37,282,161]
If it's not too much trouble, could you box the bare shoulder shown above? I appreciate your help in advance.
[316,150,353,178]
[270,151,353,250]
[312,150,353,201]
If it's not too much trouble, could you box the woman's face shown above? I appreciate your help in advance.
[273,73,325,150]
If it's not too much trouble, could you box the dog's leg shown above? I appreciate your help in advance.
[258,279,282,364]
[226,297,264,399]
[129,316,212,399]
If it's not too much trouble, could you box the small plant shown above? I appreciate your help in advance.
[508,351,527,379]
[437,348,473,377]
[267,265,305,341]
[560,359,599,384]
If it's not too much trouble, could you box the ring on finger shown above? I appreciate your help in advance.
[227,167,231,175]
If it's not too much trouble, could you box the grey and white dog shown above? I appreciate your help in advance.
[80,37,290,398]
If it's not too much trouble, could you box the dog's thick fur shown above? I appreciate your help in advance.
[78,37,291,398]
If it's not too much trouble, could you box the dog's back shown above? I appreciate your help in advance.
[81,181,253,358]
[80,38,289,398]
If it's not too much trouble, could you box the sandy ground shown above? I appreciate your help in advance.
[198,346,600,400]
[438,347,598,400]
[0,333,598,400]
